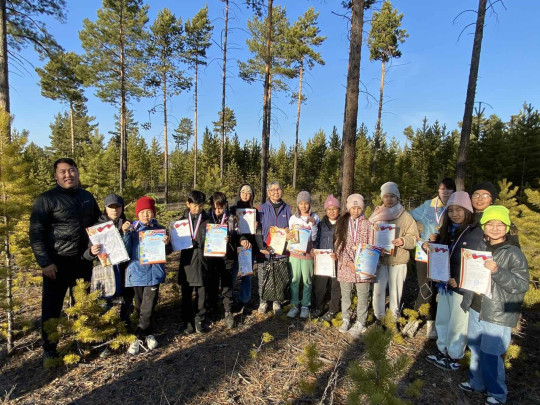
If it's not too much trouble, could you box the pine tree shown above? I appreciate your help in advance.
[46,110,97,162]
[317,126,341,194]
[184,5,213,188]
[147,8,191,204]
[79,0,149,194]
[173,117,194,151]
[78,131,116,201]
[367,0,407,181]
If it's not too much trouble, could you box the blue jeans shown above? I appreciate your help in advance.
[468,309,511,403]
[232,260,252,305]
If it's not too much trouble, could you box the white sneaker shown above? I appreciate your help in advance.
[348,321,367,338]
[127,339,140,355]
[338,318,350,333]
[273,301,282,315]
[299,306,309,319]
[287,306,300,318]
[258,301,268,314]
[146,335,158,350]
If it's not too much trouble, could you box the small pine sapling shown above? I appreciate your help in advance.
[297,342,323,397]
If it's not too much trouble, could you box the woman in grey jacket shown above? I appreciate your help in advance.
[459,206,529,405]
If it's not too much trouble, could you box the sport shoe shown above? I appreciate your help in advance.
[339,318,351,333]
[426,320,438,339]
[195,318,205,334]
[258,301,268,314]
[435,356,460,371]
[273,301,282,315]
[127,339,140,355]
[485,396,504,405]
[287,306,300,318]
[300,307,310,319]
[426,350,446,364]
[225,312,235,329]
[321,311,336,322]
[181,322,194,335]
[146,335,158,350]
[458,381,476,393]
[311,308,323,318]
[348,321,367,338]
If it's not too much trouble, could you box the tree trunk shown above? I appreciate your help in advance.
[119,10,126,194]
[193,61,198,188]
[371,58,385,181]
[0,131,12,353]
[455,0,487,190]
[69,101,75,156]
[0,0,9,121]
[339,0,365,204]
[220,0,229,179]
[260,0,273,204]
[292,60,304,190]
[163,76,168,205]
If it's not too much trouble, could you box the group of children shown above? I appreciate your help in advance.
[84,179,528,405]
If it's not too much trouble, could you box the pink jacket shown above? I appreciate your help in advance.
[336,216,374,283]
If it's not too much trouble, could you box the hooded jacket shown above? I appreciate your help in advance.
[29,185,101,267]
[123,219,171,287]
[461,242,529,327]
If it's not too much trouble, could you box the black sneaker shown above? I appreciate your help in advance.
[426,350,446,365]
[434,356,460,371]
[225,312,235,329]
[321,311,336,322]
[311,308,323,318]
[181,322,194,335]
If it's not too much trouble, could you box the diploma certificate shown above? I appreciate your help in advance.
[238,248,254,276]
[139,229,166,265]
[287,227,311,254]
[237,208,256,234]
[355,244,382,280]
[87,221,129,266]
[373,223,396,255]
[170,220,193,251]
[460,249,493,296]
[313,249,335,277]
[204,224,228,257]
[415,239,428,263]
[267,226,287,255]
[427,243,450,282]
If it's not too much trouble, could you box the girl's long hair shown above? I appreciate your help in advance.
[438,209,476,244]
[334,212,351,254]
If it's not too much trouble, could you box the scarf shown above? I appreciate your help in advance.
[368,203,405,224]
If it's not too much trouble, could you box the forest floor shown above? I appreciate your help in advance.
[1,255,539,405]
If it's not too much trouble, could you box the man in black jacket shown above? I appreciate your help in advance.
[29,158,100,361]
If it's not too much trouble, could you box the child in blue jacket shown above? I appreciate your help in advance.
[123,196,171,355]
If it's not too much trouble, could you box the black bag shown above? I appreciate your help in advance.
[261,256,290,302]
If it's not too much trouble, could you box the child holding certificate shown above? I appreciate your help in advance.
[334,194,373,338]
[423,191,485,370]
[312,195,341,321]
[206,192,236,329]
[287,191,320,319]
[459,206,529,405]
[369,182,418,322]
[123,197,171,355]
[178,190,209,334]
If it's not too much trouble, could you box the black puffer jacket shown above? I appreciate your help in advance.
[461,242,529,328]
[314,215,337,250]
[29,185,101,267]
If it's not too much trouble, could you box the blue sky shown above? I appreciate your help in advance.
[9,0,540,151]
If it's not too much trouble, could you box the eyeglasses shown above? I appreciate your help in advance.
[485,223,507,230]
[471,193,491,200]
[268,188,281,193]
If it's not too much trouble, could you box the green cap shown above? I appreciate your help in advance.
[480,205,511,232]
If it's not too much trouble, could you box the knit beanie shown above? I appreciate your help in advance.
[346,194,365,211]
[471,181,498,201]
[324,194,340,210]
[380,182,400,199]
[446,191,473,213]
[135,196,156,216]
[297,190,311,205]
[480,205,511,232]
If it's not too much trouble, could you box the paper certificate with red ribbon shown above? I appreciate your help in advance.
[87,221,129,266]
[313,249,336,277]
[139,229,166,265]
[355,244,382,281]
[237,208,256,234]
[204,224,228,257]
[427,243,450,282]
[460,249,493,296]
[170,220,193,251]
[373,223,396,255]
[267,226,287,255]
